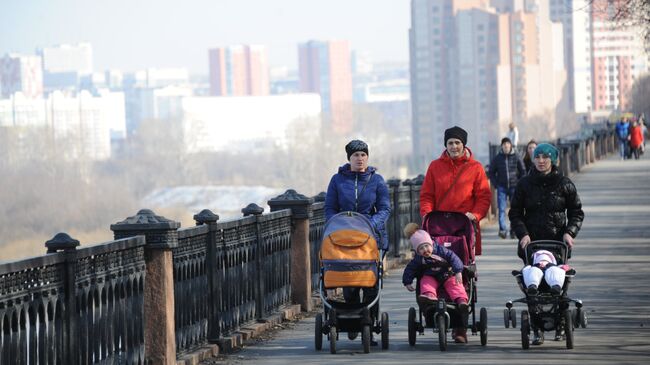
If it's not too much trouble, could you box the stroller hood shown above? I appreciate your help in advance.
[321,212,379,288]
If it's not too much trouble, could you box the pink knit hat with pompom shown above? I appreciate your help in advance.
[410,230,433,251]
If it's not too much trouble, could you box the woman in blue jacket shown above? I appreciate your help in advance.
[324,139,391,340]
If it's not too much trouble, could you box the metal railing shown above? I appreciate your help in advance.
[0,124,615,363]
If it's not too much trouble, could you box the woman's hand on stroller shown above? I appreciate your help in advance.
[563,233,574,248]
[519,235,531,248]
[454,272,462,285]
[405,284,415,292]
[465,212,477,221]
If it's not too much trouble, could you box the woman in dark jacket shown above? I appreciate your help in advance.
[324,139,391,342]
[509,143,584,261]
[324,140,391,250]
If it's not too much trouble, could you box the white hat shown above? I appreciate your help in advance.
[532,250,557,265]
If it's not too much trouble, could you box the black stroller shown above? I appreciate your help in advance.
[406,211,488,351]
[314,212,389,354]
[505,240,587,349]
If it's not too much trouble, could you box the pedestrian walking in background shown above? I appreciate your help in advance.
[489,137,526,239]
[615,117,631,160]
[522,139,538,173]
[629,120,644,159]
[507,122,519,147]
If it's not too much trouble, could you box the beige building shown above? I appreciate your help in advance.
[410,0,567,166]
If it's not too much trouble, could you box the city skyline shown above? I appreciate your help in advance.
[0,0,410,74]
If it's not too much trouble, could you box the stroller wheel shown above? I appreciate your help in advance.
[436,314,447,351]
[480,307,488,346]
[575,308,588,328]
[510,308,517,328]
[329,326,337,354]
[407,307,417,346]
[315,313,323,351]
[362,325,371,354]
[503,309,510,328]
[521,310,530,350]
[564,310,574,349]
[381,312,389,350]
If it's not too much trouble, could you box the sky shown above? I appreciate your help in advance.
[1,0,410,74]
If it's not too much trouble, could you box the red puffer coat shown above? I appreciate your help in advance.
[420,148,492,254]
[630,124,644,148]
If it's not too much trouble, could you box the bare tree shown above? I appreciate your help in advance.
[630,74,650,118]
[590,0,650,45]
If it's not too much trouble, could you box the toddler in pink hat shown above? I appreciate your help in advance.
[401,223,469,342]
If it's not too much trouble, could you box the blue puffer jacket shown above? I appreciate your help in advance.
[324,164,391,250]
[402,244,464,285]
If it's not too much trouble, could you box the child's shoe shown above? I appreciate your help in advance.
[453,327,468,343]
[550,285,562,296]
[527,284,538,295]
[418,294,437,307]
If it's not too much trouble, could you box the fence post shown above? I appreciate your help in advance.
[45,233,80,365]
[268,189,314,312]
[111,209,180,365]
[410,174,424,226]
[386,178,401,257]
[193,209,221,342]
[242,203,266,320]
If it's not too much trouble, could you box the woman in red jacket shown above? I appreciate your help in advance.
[419,126,492,255]
[419,126,492,343]
[629,120,644,159]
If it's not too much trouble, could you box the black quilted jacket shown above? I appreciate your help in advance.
[509,166,584,258]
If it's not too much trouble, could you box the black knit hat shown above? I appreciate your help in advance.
[345,139,369,160]
[444,126,468,146]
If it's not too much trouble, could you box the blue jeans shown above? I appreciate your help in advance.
[619,139,627,159]
[497,185,516,232]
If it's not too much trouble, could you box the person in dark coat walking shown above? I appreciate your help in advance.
[522,139,538,172]
[508,143,584,261]
[324,139,391,342]
[489,137,526,239]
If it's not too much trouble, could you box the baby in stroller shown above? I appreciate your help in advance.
[506,240,586,349]
[522,249,568,296]
[402,223,469,343]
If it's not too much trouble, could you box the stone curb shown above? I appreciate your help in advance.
[176,304,302,365]
[176,344,219,365]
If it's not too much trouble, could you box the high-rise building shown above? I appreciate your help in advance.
[39,43,93,90]
[548,0,593,114]
[0,54,43,99]
[298,40,353,134]
[589,0,648,112]
[208,45,270,96]
[410,0,567,166]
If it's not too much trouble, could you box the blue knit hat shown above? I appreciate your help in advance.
[533,143,559,165]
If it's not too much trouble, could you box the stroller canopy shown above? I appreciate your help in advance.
[320,212,379,288]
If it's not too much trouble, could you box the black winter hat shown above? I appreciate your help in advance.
[444,126,468,146]
[345,139,369,160]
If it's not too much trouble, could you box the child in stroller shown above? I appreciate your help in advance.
[405,212,488,351]
[522,249,568,296]
[505,240,587,349]
[402,223,469,343]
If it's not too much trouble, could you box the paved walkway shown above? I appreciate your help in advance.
[214,155,650,364]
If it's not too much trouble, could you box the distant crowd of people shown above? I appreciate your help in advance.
[614,114,647,160]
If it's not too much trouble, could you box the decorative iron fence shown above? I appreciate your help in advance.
[0,235,146,365]
[0,125,615,363]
